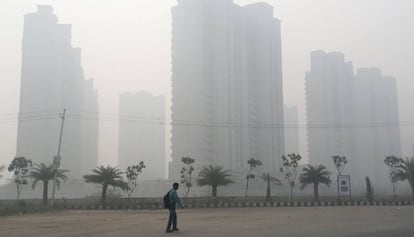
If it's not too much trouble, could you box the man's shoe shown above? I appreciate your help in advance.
[172,228,179,232]
[166,230,173,233]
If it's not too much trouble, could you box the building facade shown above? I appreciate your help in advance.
[284,105,300,154]
[16,6,99,177]
[118,92,166,180]
[170,0,284,182]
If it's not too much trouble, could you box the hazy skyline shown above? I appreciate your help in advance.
[1,0,413,181]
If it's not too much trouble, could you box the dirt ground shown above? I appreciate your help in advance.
[1,206,413,237]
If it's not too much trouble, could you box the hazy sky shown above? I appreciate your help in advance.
[1,0,413,178]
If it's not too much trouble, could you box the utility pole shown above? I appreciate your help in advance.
[51,109,66,207]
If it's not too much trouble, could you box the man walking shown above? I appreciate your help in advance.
[166,182,184,233]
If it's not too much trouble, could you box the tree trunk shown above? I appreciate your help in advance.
[127,193,131,207]
[16,183,20,200]
[245,177,249,199]
[212,185,217,197]
[411,182,414,197]
[265,182,271,202]
[185,186,190,198]
[313,182,319,202]
[102,184,108,207]
[289,186,293,202]
[43,181,48,206]
[392,183,397,200]
[336,176,340,201]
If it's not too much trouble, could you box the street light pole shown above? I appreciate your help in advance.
[51,108,66,207]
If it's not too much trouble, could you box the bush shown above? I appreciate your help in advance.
[0,205,57,217]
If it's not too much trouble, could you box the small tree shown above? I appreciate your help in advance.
[245,158,262,198]
[8,156,32,200]
[180,157,195,197]
[331,155,347,175]
[197,165,234,197]
[365,176,374,203]
[384,156,401,200]
[331,155,347,201]
[280,153,301,202]
[261,173,282,202]
[124,161,146,205]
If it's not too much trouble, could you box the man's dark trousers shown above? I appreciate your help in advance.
[166,207,177,231]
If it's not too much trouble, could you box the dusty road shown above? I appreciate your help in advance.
[1,206,413,237]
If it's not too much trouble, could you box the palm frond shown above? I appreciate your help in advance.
[299,164,332,188]
[84,165,126,189]
[197,165,234,187]
[30,163,69,189]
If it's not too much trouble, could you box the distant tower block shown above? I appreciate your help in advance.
[118,92,166,180]
[305,51,401,193]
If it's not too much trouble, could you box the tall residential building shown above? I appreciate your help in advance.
[118,92,166,180]
[305,51,354,173]
[16,6,99,177]
[352,68,401,186]
[284,105,300,154]
[170,0,284,181]
[305,50,401,192]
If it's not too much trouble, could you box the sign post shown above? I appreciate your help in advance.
[337,175,351,200]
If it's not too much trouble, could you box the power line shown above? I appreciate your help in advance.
[0,116,59,124]
[1,109,414,129]
[0,109,60,117]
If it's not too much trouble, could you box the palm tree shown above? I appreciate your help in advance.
[30,163,68,206]
[197,165,234,197]
[299,164,332,201]
[84,166,128,206]
[393,158,414,196]
[261,173,282,202]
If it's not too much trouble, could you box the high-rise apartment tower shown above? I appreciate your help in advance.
[170,0,284,181]
[17,6,99,177]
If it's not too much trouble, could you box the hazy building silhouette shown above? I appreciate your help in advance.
[16,6,99,177]
[170,0,284,181]
[305,51,401,193]
[352,68,401,188]
[284,105,300,154]
[118,92,166,180]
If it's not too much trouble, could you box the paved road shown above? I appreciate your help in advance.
[1,206,413,237]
